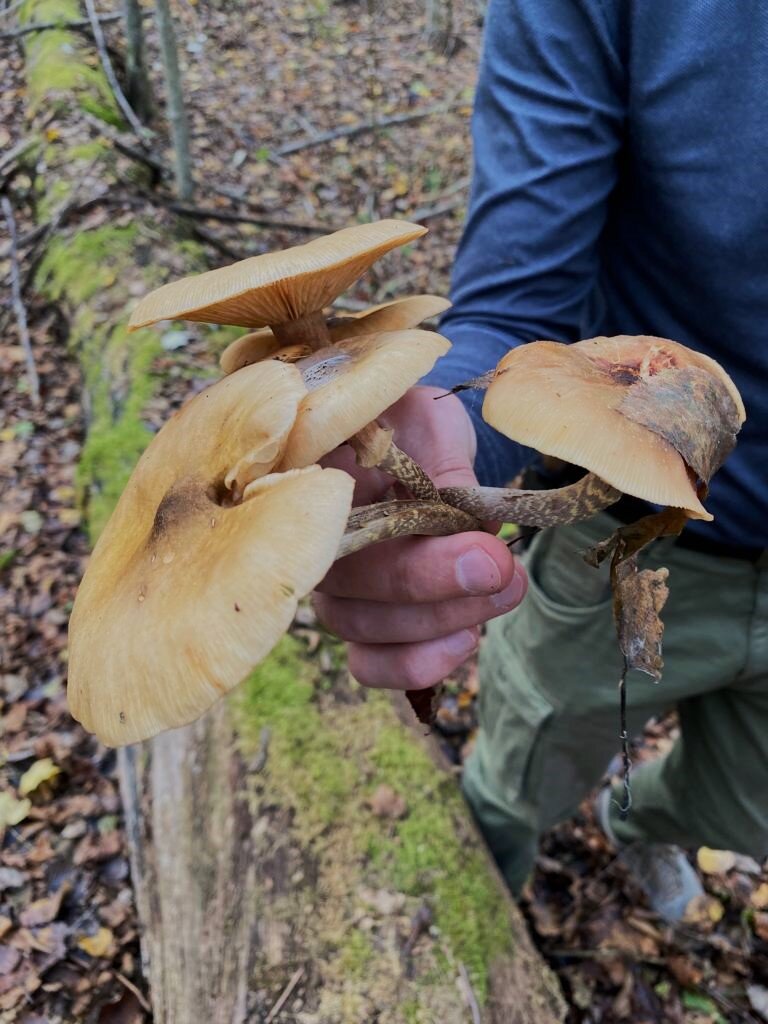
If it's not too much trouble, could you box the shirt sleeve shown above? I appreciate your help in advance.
[423,0,626,486]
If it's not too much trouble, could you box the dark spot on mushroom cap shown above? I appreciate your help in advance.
[119,711,126,723]
[234,602,241,612]
[280,584,295,598]
[149,479,208,543]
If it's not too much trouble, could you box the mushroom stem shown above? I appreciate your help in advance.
[349,421,441,502]
[338,500,480,559]
[439,473,621,527]
[271,310,330,350]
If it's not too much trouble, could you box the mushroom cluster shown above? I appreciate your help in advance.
[68,220,745,747]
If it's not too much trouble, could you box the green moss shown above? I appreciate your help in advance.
[367,713,513,1000]
[20,0,117,116]
[235,643,515,1008]
[337,928,374,980]
[36,225,138,305]
[236,636,357,833]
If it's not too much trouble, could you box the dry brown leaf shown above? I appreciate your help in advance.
[666,953,704,988]
[19,883,69,928]
[367,784,407,820]
[753,911,768,941]
[613,558,669,680]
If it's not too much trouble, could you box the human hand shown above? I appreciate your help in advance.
[314,385,527,690]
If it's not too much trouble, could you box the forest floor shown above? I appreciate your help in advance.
[1,0,767,1022]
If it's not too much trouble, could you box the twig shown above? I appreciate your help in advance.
[265,966,304,1023]
[409,194,466,223]
[1,196,41,406]
[83,0,150,142]
[114,970,151,1013]
[0,10,122,40]
[615,666,632,820]
[276,101,462,156]
[457,963,481,1024]
[166,201,330,234]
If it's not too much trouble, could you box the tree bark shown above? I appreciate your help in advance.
[20,6,565,1022]
[153,0,193,200]
[121,0,152,120]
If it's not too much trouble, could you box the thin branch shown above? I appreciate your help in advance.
[1,196,41,407]
[0,10,121,40]
[457,963,481,1024]
[408,194,466,223]
[83,0,150,141]
[265,966,304,1024]
[166,201,331,234]
[276,100,462,156]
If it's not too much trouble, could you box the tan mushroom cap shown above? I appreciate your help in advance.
[278,328,451,469]
[219,295,451,375]
[483,335,743,519]
[67,360,355,746]
[127,220,427,331]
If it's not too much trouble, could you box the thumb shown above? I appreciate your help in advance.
[380,386,479,490]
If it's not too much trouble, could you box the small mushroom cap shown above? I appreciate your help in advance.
[218,295,451,376]
[67,360,354,746]
[127,220,427,331]
[483,336,743,519]
[278,328,450,469]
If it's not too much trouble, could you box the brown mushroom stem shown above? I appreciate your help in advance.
[349,421,441,502]
[439,473,622,527]
[338,500,480,559]
[271,310,330,350]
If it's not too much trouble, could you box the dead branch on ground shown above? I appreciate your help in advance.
[1,195,41,406]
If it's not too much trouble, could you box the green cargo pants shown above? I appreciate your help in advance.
[462,512,768,894]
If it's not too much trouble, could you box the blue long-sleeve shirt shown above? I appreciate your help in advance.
[425,0,768,547]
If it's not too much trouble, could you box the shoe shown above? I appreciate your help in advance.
[595,787,704,923]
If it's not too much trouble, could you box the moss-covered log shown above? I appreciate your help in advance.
[19,5,566,1020]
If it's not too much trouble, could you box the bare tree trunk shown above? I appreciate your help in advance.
[425,0,455,53]
[153,0,193,201]
[121,0,152,120]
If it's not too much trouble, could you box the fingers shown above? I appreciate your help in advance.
[346,629,482,691]
[318,532,515,602]
[380,387,478,489]
[314,568,527,645]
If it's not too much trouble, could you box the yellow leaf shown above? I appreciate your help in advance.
[751,883,768,910]
[0,429,14,442]
[45,127,60,142]
[392,173,409,197]
[19,758,60,797]
[57,508,81,527]
[51,485,76,503]
[77,927,114,958]
[696,847,736,875]
[0,791,31,829]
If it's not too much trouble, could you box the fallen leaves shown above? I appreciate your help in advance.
[19,757,61,796]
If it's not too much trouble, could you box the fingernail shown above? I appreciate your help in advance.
[490,567,527,610]
[444,628,480,657]
[456,547,502,595]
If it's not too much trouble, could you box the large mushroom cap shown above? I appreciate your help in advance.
[127,220,427,331]
[67,361,354,746]
[278,328,450,469]
[483,335,744,519]
[219,294,451,376]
